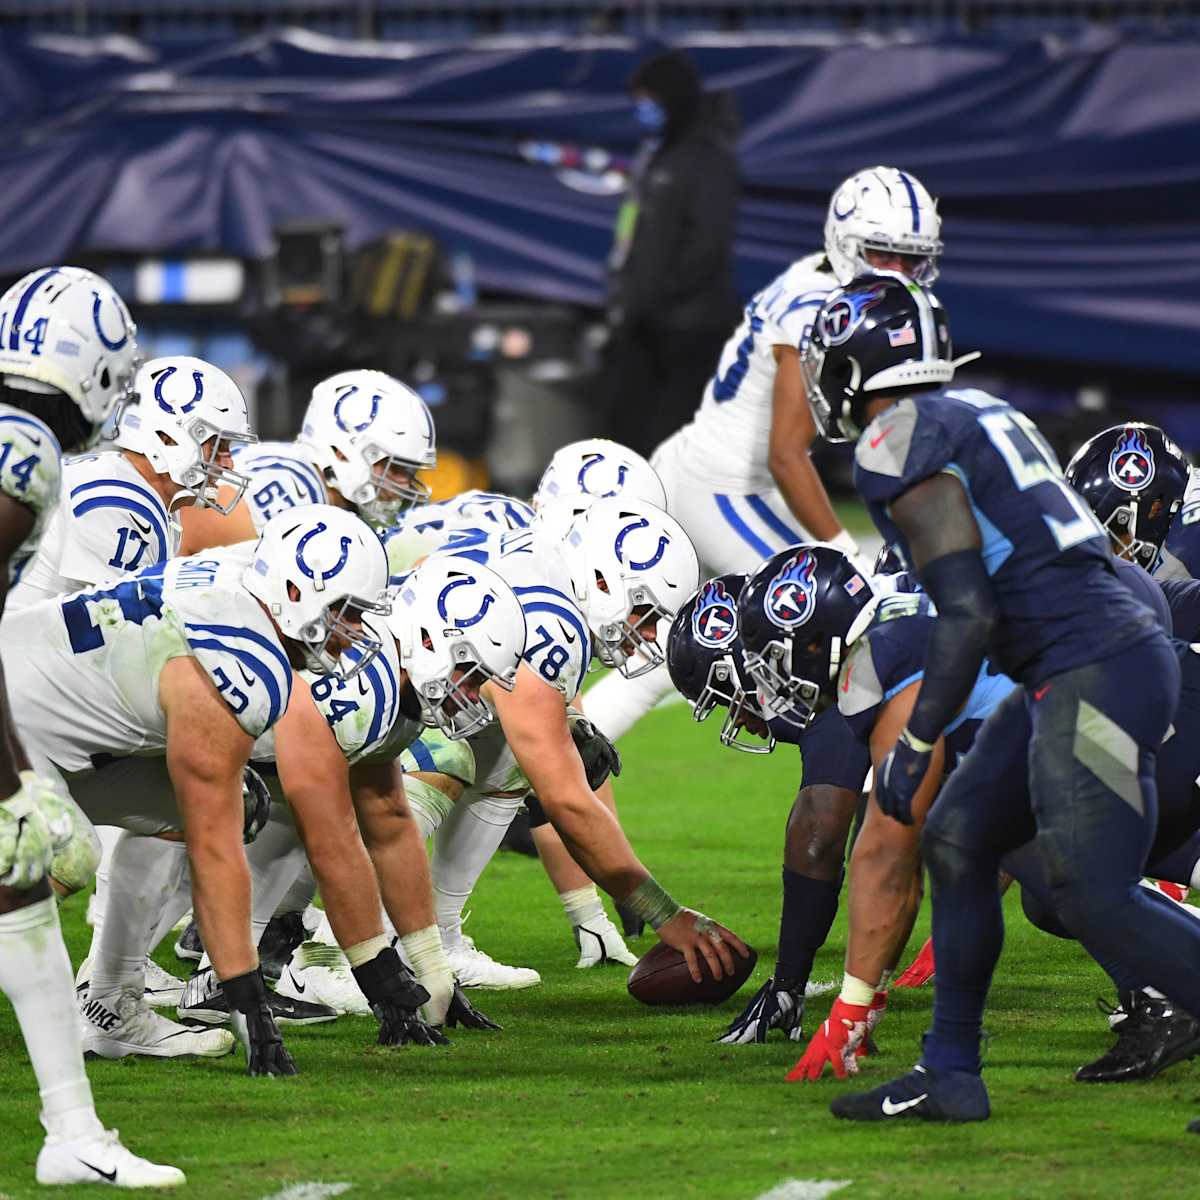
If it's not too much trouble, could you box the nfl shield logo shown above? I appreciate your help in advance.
[1108,426,1156,493]
[692,580,737,648]
[764,551,818,630]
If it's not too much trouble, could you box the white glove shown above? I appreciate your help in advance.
[0,778,54,889]
[20,770,75,851]
[574,916,639,968]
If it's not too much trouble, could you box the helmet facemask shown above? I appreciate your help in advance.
[176,417,256,514]
[1102,496,1170,572]
[298,593,390,681]
[595,582,670,679]
[694,657,776,755]
[355,446,432,526]
[412,637,513,741]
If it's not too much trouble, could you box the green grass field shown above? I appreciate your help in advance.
[3,700,1200,1199]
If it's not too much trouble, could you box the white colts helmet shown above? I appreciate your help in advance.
[116,356,256,513]
[242,504,391,679]
[559,496,699,679]
[299,369,436,526]
[388,556,526,740]
[532,438,667,542]
[824,167,943,286]
[0,265,140,430]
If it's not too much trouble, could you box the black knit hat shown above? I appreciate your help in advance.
[629,50,702,129]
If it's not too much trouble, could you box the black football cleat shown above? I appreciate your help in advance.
[830,1063,990,1123]
[1076,990,1200,1083]
[257,912,308,984]
[173,920,203,963]
[178,970,337,1027]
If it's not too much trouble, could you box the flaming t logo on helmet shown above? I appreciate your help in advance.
[1109,426,1156,492]
[436,574,495,629]
[820,284,889,346]
[295,523,352,591]
[764,551,818,629]
[577,454,629,499]
[333,386,381,435]
[692,579,738,648]
[152,365,204,416]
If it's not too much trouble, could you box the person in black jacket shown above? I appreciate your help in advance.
[602,50,740,457]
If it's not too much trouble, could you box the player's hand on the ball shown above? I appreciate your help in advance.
[786,998,870,1082]
[717,977,805,1045]
[657,909,749,984]
[444,983,502,1031]
[875,729,933,825]
[0,779,54,889]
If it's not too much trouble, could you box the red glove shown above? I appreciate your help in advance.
[854,990,889,1059]
[894,937,935,988]
[786,997,870,1082]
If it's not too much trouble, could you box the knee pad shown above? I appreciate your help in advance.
[50,809,102,894]
[405,776,457,840]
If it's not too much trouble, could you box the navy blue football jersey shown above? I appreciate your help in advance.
[854,387,1159,685]
[838,592,1017,771]
[1111,557,1171,634]
[785,705,871,794]
[1160,488,1200,583]
[1159,576,1200,643]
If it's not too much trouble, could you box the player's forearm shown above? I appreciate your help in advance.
[844,826,923,987]
[769,450,846,544]
[540,786,649,902]
[188,831,257,980]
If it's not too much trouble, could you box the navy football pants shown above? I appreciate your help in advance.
[920,634,1200,1072]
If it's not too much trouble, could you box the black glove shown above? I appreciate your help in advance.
[352,947,449,1047]
[569,715,622,791]
[716,977,805,1045]
[241,766,272,845]
[222,968,298,1077]
[445,982,502,1031]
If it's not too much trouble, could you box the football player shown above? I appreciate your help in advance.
[0,505,409,1079]
[10,355,255,1015]
[411,496,751,988]
[0,267,184,1186]
[660,552,875,1044]
[582,167,943,748]
[803,272,1200,1126]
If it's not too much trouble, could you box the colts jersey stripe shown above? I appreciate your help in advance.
[745,495,804,545]
[405,738,437,773]
[0,411,61,455]
[184,621,293,687]
[715,494,773,559]
[512,585,591,663]
[71,496,168,562]
[185,637,287,728]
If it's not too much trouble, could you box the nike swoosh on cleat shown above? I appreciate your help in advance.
[78,1160,117,1183]
[881,1093,928,1115]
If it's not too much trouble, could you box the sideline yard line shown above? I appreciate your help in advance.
[260,1183,353,1200]
[754,1181,851,1200]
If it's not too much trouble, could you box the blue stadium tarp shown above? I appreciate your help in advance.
[1,29,1198,371]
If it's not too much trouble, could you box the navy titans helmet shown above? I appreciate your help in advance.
[801,271,963,443]
[1064,423,1189,571]
[738,544,876,730]
[667,574,775,754]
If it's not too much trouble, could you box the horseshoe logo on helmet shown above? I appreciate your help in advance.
[153,365,205,415]
[92,291,129,351]
[295,522,353,593]
[614,517,670,572]
[436,574,495,629]
[577,454,629,499]
[334,386,381,435]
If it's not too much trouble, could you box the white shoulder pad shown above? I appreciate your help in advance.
[163,552,293,738]
[837,634,885,721]
[854,399,920,480]
[0,404,61,519]
[234,442,326,530]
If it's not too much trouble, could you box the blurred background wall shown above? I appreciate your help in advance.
[2,2,1197,496]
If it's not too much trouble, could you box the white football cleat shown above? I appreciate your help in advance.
[302,904,323,936]
[37,1127,185,1188]
[574,917,639,968]
[75,957,186,1010]
[274,942,370,1016]
[445,937,541,990]
[80,989,235,1059]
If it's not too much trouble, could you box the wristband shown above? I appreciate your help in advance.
[899,728,935,754]
[623,877,682,931]
[838,972,877,1008]
[345,933,390,969]
[400,925,450,980]
[220,967,269,1014]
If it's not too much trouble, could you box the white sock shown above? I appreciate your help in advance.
[82,826,122,967]
[0,897,103,1143]
[560,885,606,931]
[578,665,675,741]
[90,835,189,1001]
[431,791,523,948]
[405,776,456,841]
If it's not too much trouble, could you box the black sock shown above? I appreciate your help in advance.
[775,866,841,990]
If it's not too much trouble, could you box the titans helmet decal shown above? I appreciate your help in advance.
[820,284,889,346]
[764,551,818,630]
[692,580,737,648]
[1109,426,1156,493]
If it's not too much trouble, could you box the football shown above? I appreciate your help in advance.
[627,940,758,1007]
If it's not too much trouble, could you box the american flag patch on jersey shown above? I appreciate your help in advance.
[888,324,917,347]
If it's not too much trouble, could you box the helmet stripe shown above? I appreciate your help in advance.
[895,170,921,234]
[7,267,60,351]
[911,283,937,364]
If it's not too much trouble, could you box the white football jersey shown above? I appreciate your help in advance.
[678,252,835,492]
[251,618,422,767]
[10,450,179,610]
[434,525,590,703]
[2,548,292,773]
[381,490,535,586]
[232,440,327,531]
[0,402,63,583]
